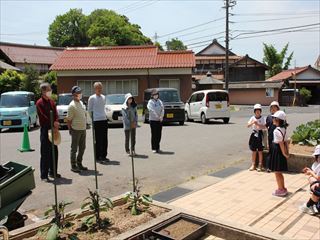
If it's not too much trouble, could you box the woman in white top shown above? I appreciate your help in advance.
[269,111,290,197]
[299,145,320,215]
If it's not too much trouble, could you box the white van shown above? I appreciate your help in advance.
[184,90,230,124]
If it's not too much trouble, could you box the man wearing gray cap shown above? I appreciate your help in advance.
[67,86,88,173]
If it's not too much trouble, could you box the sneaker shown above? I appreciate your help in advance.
[49,173,61,178]
[299,203,316,215]
[272,189,288,197]
[71,166,81,173]
[131,151,136,156]
[249,165,256,171]
[257,166,265,172]
[267,169,271,173]
[152,150,157,153]
[41,177,51,183]
[126,151,130,156]
[78,164,88,171]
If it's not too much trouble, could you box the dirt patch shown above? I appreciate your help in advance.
[156,219,201,239]
[29,204,168,240]
[289,144,315,156]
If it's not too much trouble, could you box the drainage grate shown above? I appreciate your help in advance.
[152,187,192,202]
[209,167,243,178]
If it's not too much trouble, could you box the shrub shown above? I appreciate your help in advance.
[291,120,320,146]
[0,70,24,94]
[299,87,312,103]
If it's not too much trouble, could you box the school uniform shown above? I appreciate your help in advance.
[147,98,164,152]
[269,127,288,172]
[266,114,277,169]
[248,115,266,151]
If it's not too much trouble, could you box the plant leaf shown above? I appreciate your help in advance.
[46,223,60,240]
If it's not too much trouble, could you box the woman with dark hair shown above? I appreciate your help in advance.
[122,93,138,156]
[266,101,280,172]
[269,110,290,197]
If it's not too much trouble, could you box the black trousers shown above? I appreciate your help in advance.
[94,120,108,159]
[150,120,162,151]
[40,127,58,179]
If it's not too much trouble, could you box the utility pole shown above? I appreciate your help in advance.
[224,0,236,91]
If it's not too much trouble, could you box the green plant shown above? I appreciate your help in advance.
[124,179,153,215]
[80,189,113,231]
[291,120,320,146]
[38,201,73,240]
[299,87,312,103]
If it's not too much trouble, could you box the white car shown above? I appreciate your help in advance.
[105,94,126,125]
[184,90,230,124]
[57,93,90,128]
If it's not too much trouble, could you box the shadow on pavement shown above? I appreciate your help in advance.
[133,154,149,159]
[158,151,175,155]
[54,177,73,185]
[98,160,120,166]
[79,170,103,176]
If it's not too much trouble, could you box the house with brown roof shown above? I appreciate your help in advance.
[0,42,64,73]
[194,39,268,83]
[50,45,195,103]
[267,65,320,104]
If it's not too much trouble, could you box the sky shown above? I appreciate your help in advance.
[0,0,319,66]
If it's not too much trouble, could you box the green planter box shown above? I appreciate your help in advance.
[0,161,35,209]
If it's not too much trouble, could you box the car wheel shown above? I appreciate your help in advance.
[28,119,32,131]
[201,113,208,124]
[223,118,230,124]
[185,111,190,122]
[179,121,184,126]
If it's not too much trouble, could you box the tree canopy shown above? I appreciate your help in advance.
[165,38,187,51]
[0,70,25,94]
[48,8,151,47]
[263,43,294,78]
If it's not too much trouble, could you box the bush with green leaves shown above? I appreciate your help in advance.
[291,120,320,146]
[0,70,25,94]
[38,201,74,240]
[299,87,312,103]
[79,189,113,231]
[124,179,152,215]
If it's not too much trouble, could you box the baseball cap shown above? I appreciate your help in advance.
[71,86,82,94]
[313,145,320,156]
[272,110,286,121]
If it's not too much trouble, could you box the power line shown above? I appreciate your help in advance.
[233,15,319,24]
[123,0,159,13]
[156,17,225,39]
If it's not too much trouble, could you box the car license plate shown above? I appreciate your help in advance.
[3,120,12,126]
[118,116,123,121]
[215,104,222,109]
[167,113,174,118]
[64,118,68,123]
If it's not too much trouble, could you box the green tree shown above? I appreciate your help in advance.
[87,9,151,46]
[21,65,39,93]
[48,8,89,47]
[165,38,187,51]
[42,71,58,94]
[0,70,24,94]
[263,43,294,78]
[155,42,164,51]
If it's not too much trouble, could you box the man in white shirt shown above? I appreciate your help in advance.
[88,82,109,162]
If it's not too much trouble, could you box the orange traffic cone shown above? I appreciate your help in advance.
[18,124,34,152]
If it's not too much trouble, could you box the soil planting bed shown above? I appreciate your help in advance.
[289,144,315,155]
[28,203,168,240]
[157,219,200,239]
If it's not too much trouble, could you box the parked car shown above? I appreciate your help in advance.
[57,93,90,128]
[0,91,37,131]
[57,93,73,128]
[143,88,185,125]
[105,94,126,125]
[185,90,230,124]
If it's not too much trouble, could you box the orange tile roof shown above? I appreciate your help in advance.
[50,46,195,71]
[0,42,64,64]
[266,66,309,81]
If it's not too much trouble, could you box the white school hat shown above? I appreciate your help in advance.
[270,101,280,108]
[313,145,320,156]
[48,130,61,146]
[253,104,262,110]
[272,110,286,121]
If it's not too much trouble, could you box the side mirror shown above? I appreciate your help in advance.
[30,101,35,106]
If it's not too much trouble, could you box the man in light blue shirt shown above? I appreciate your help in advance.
[88,82,109,162]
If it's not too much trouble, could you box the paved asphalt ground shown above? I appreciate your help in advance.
[0,105,319,217]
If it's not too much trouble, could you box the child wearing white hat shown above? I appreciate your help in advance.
[299,145,320,215]
[269,110,290,197]
[247,104,266,171]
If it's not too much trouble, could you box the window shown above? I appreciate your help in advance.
[189,94,197,103]
[159,79,180,91]
[266,88,274,97]
[207,92,229,102]
[77,79,138,97]
[196,93,205,102]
